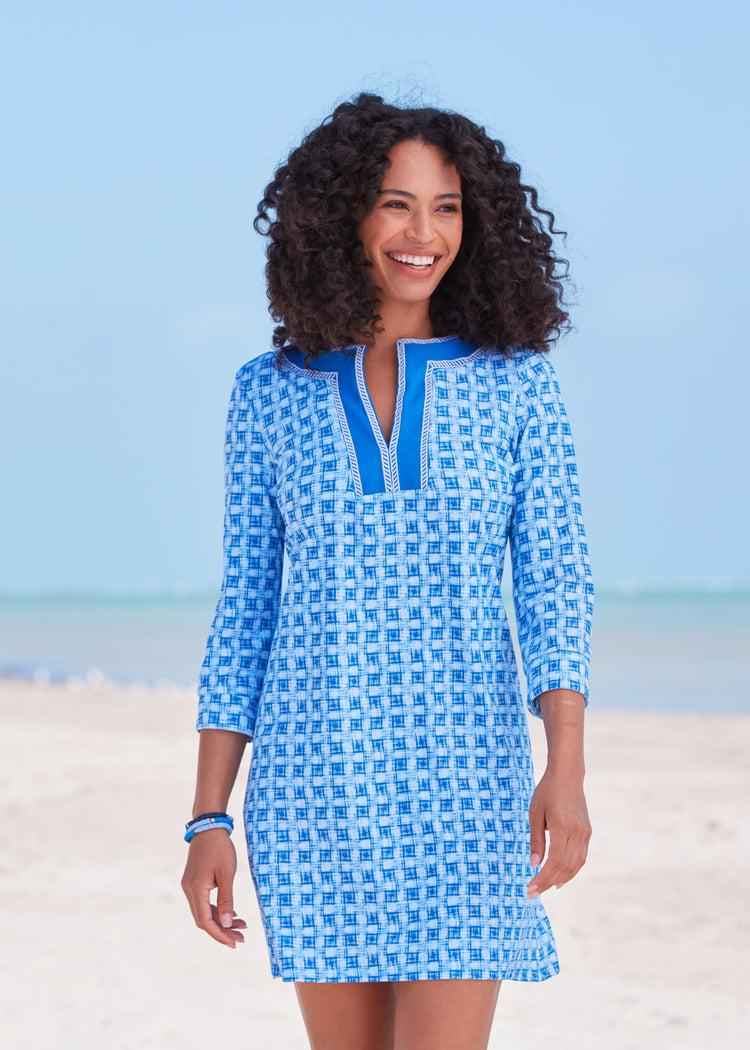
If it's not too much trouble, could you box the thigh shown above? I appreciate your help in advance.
[394,979,502,1050]
[294,980,397,1050]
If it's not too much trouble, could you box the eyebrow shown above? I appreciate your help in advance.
[377,189,463,200]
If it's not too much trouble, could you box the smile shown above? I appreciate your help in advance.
[386,252,439,271]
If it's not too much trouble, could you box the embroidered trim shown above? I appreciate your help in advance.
[420,349,484,489]
[281,354,365,498]
[354,349,395,493]
[280,340,484,495]
[388,342,409,490]
[421,362,437,491]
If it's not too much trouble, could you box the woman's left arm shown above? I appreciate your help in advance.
[526,688,591,898]
[507,351,595,896]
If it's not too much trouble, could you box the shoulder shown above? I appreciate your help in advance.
[504,346,557,390]
[497,347,563,422]
[234,349,286,389]
[477,345,560,410]
[476,345,554,383]
[234,345,322,390]
[228,350,295,415]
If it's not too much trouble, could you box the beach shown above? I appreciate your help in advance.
[2,678,748,1049]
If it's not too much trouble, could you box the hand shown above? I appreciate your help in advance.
[181,829,247,948]
[526,769,591,898]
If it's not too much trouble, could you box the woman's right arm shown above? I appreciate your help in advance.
[183,362,285,945]
[181,728,249,948]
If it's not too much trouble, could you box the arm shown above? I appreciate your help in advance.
[507,352,594,896]
[196,365,286,738]
[181,729,249,947]
[526,689,591,897]
[508,352,594,717]
[182,363,285,945]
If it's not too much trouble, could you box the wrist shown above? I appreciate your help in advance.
[192,802,231,820]
[187,826,233,844]
[544,757,586,780]
[184,812,234,843]
[544,739,586,779]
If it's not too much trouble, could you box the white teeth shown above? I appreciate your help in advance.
[388,253,437,266]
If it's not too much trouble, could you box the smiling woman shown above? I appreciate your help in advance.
[358,140,463,302]
[254,93,570,364]
[181,93,593,1050]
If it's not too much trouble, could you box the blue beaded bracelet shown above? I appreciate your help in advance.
[185,811,231,830]
[184,813,235,843]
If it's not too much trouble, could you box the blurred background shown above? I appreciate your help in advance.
[2,0,748,711]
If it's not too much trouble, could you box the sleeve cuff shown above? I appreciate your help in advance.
[196,705,256,739]
[525,653,590,718]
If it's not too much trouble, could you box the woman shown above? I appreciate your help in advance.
[182,93,594,1050]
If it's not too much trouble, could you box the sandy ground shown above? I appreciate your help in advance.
[1,679,748,1049]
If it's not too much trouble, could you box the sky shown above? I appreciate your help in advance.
[2,0,748,593]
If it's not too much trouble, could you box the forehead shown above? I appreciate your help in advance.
[382,140,461,191]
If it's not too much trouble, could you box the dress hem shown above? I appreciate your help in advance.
[270,962,560,984]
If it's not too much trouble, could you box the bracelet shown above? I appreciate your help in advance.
[185,811,232,830]
[184,813,235,843]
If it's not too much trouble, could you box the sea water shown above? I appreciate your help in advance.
[0,587,748,713]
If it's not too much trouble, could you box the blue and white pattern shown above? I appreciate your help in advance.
[197,336,594,984]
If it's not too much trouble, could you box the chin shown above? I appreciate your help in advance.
[382,278,444,303]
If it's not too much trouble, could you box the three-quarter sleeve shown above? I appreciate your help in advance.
[196,367,286,738]
[508,351,594,718]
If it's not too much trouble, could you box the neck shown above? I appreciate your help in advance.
[361,301,433,357]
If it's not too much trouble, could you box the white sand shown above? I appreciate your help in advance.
[1,679,748,1049]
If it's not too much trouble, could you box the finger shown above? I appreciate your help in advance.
[528,824,589,897]
[528,844,565,897]
[185,875,239,948]
[532,838,571,895]
[528,801,547,870]
[553,824,591,888]
[199,898,240,948]
[209,905,247,930]
[216,869,236,930]
[210,905,246,944]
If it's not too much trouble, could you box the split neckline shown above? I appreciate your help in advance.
[280,337,484,496]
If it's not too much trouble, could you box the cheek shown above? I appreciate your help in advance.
[358,213,391,262]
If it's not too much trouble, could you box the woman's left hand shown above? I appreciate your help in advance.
[526,769,591,898]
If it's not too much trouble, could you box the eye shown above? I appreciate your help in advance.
[438,203,460,213]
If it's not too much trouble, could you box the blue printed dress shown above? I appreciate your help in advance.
[197,335,593,984]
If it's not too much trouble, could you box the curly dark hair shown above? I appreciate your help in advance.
[254,93,570,366]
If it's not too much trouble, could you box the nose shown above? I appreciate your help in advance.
[405,206,435,244]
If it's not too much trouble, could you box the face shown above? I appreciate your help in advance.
[357,139,463,312]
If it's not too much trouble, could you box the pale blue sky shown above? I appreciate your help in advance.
[2,0,748,592]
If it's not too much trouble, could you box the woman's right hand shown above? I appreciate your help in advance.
[181,829,247,948]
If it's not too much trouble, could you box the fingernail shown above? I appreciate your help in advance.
[530,853,541,868]
[527,886,538,899]
[221,913,233,928]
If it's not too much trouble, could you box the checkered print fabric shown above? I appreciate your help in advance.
[197,338,593,983]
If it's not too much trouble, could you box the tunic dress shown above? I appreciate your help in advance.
[197,335,594,984]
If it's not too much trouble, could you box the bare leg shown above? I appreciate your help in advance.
[393,979,502,1050]
[294,980,397,1050]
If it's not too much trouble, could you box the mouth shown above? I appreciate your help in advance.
[385,251,440,272]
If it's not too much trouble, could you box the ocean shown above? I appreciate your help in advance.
[1,587,748,713]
